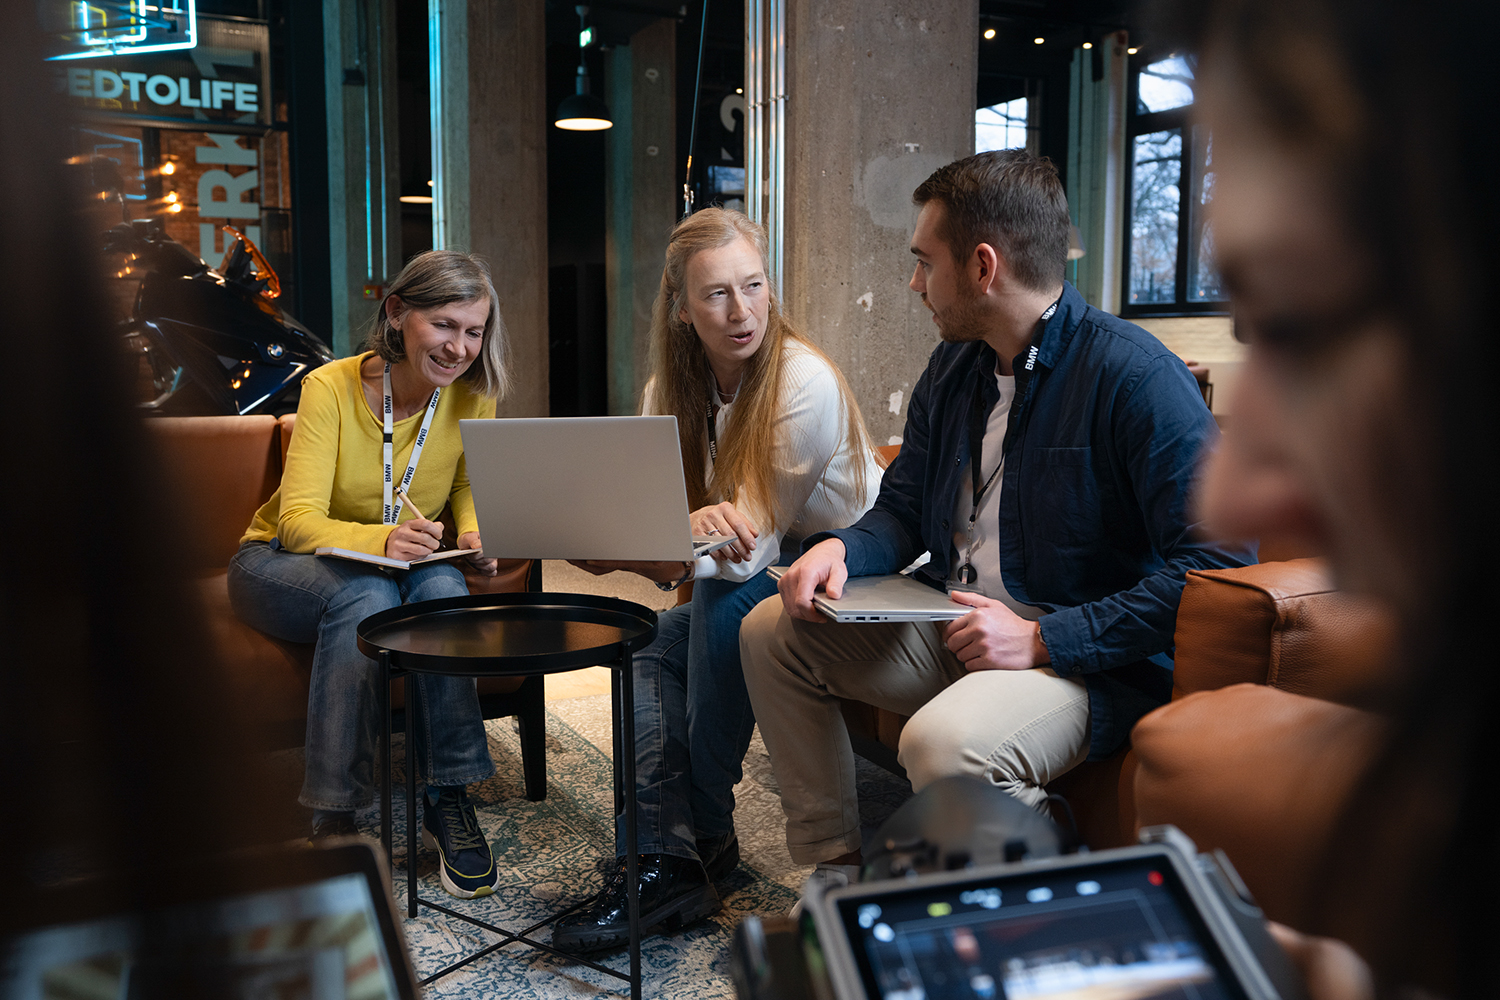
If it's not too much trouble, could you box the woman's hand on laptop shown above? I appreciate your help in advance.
[570,559,693,584]
[458,531,498,577]
[691,502,758,563]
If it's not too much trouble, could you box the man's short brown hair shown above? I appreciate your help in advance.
[913,150,1070,292]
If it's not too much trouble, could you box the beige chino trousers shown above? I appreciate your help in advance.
[739,595,1091,864]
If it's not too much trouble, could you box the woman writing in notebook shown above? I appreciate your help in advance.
[228,251,509,900]
[555,208,882,952]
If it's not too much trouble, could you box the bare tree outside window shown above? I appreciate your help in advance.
[1130,129,1181,305]
[1124,55,1227,313]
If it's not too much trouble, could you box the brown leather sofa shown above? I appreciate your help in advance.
[148,414,548,800]
[839,558,1390,890]
[1130,561,1390,924]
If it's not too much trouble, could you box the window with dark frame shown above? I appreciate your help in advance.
[1122,54,1228,316]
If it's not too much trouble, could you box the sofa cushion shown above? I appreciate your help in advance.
[1172,559,1393,708]
[1132,683,1386,925]
[196,571,314,746]
[150,415,282,572]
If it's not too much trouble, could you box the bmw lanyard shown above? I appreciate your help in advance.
[382,362,441,525]
[955,298,1058,586]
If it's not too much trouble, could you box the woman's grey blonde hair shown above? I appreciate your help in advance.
[364,250,512,400]
[647,207,872,529]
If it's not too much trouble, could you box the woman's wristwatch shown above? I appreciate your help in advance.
[655,562,695,592]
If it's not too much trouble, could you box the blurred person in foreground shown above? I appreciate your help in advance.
[1134,1,1500,997]
[0,16,288,936]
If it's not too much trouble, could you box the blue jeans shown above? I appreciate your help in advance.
[616,562,782,861]
[228,540,494,810]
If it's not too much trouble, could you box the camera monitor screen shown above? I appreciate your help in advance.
[1,843,416,1000]
[832,854,1250,1000]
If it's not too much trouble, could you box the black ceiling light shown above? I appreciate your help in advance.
[555,5,613,131]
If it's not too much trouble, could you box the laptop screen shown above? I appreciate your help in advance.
[2,845,415,1000]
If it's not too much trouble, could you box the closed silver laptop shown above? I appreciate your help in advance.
[765,566,970,622]
[460,415,736,562]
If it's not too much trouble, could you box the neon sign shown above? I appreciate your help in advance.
[47,1,198,61]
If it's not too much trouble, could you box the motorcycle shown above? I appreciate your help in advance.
[109,219,335,416]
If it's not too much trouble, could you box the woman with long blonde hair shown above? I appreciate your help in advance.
[557,208,881,951]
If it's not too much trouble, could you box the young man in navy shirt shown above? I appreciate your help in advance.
[740,150,1253,890]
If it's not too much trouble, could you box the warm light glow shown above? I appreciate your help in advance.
[735,87,743,94]
[427,179,434,187]
[983,28,995,40]
[399,195,434,204]
[167,203,183,214]
[160,160,177,175]
[1128,46,1139,54]
[165,191,179,203]
[1082,41,1093,49]
[555,117,613,131]
[1033,36,1044,44]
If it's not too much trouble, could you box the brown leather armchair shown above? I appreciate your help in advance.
[148,414,549,799]
[1130,561,1391,924]
[840,559,1392,880]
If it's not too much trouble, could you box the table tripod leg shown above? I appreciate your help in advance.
[380,651,392,867]
[406,674,418,919]
[620,647,641,1000]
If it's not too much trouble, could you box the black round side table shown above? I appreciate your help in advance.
[357,592,658,998]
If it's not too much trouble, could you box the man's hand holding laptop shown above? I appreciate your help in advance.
[777,537,850,621]
[778,538,1049,669]
[943,589,1050,670]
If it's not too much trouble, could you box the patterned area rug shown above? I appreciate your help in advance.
[365,693,913,999]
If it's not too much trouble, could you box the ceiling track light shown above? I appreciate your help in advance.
[554,5,613,131]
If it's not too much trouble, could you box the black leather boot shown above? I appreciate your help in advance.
[553,854,720,953]
[697,831,740,882]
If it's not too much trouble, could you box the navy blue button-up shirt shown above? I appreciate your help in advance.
[812,282,1255,759]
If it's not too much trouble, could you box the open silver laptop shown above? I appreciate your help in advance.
[765,566,970,622]
[460,416,738,562]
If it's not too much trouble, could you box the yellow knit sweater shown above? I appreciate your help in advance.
[241,353,497,554]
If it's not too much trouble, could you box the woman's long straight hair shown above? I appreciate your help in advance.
[646,208,873,530]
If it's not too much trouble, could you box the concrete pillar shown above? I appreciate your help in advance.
[1066,31,1128,314]
[605,19,677,415]
[432,0,550,417]
[782,2,979,446]
[322,0,402,357]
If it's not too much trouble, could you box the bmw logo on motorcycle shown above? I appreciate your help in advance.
[265,342,286,360]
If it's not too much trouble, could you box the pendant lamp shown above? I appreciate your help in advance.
[555,5,613,131]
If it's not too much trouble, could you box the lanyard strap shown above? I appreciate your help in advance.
[382,362,441,525]
[966,299,1059,528]
[705,397,719,463]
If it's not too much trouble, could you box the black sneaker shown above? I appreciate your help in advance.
[697,831,740,882]
[421,787,498,899]
[552,855,719,953]
[307,813,359,847]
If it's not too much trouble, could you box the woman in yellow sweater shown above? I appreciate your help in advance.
[229,251,511,899]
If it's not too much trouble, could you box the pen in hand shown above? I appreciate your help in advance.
[395,486,427,522]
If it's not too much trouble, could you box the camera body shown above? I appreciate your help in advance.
[735,825,1308,1000]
